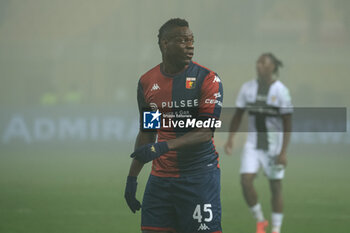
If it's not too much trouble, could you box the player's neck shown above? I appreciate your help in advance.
[258,76,275,86]
[161,61,188,76]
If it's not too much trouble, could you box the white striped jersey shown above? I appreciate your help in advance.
[236,79,293,156]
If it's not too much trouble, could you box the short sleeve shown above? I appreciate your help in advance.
[198,72,223,119]
[279,86,293,115]
[235,84,246,108]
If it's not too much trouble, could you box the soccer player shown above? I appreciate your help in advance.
[224,53,292,233]
[124,18,223,233]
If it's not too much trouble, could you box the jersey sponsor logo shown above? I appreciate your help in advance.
[161,99,199,108]
[143,110,161,129]
[197,223,210,231]
[213,75,221,83]
[186,77,196,89]
[151,83,160,91]
[204,98,223,106]
[204,92,223,106]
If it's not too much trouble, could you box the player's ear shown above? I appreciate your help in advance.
[160,38,168,52]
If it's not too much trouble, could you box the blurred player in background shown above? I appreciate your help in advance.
[124,18,223,233]
[224,53,292,233]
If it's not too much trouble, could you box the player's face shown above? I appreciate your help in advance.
[256,55,275,78]
[163,26,194,66]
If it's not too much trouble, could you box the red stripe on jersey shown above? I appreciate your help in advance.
[156,130,178,179]
[151,138,180,178]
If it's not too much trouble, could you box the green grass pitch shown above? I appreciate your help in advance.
[0,144,349,233]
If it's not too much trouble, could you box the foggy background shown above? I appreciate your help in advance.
[1,1,350,233]
[1,0,349,148]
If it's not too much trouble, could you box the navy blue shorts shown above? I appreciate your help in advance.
[141,168,222,233]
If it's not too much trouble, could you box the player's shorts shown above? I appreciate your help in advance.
[141,167,222,233]
[240,143,285,180]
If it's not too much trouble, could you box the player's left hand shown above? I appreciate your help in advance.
[276,153,287,167]
[130,141,169,163]
[124,176,141,213]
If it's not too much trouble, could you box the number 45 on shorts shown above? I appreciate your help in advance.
[193,204,213,223]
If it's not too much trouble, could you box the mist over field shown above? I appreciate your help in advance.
[0,1,349,233]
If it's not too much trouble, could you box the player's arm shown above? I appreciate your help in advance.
[227,108,245,141]
[128,80,154,175]
[224,84,246,155]
[130,127,213,163]
[125,80,155,214]
[276,87,293,166]
[128,131,156,177]
[276,114,292,166]
[125,131,156,214]
[167,128,213,150]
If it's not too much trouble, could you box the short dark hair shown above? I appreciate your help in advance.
[263,53,283,76]
[158,18,189,45]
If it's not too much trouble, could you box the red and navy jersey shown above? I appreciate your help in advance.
[137,61,223,177]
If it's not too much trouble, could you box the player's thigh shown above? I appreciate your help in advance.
[260,152,285,180]
[240,145,260,174]
[173,168,222,233]
[141,175,177,232]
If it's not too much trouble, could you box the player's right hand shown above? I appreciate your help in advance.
[130,141,169,164]
[224,140,233,155]
[124,176,141,213]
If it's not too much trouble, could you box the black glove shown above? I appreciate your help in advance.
[124,176,141,213]
[130,141,169,164]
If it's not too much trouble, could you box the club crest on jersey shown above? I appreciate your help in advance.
[186,77,196,89]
